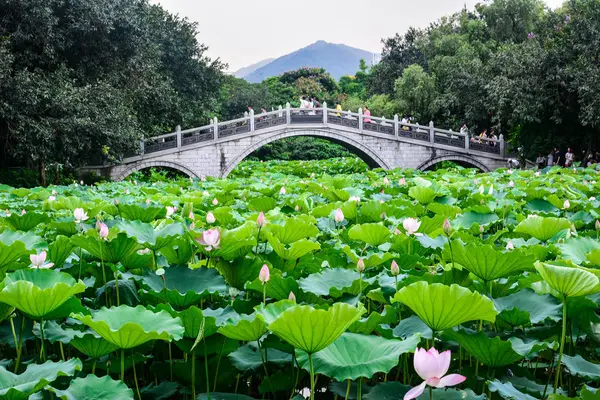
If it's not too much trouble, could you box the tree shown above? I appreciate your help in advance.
[394,65,438,122]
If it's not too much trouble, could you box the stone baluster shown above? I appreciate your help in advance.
[323,102,328,124]
[429,121,435,143]
[176,125,182,150]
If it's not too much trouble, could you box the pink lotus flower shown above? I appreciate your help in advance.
[21,209,26,215]
[99,223,109,240]
[5,210,11,217]
[596,220,600,231]
[52,189,57,195]
[288,291,296,302]
[399,178,406,185]
[357,258,365,273]
[165,206,176,217]
[197,229,220,251]
[259,264,270,284]
[506,241,514,250]
[390,260,400,276]
[206,212,216,224]
[334,208,344,223]
[30,251,54,269]
[74,208,88,223]
[443,218,452,236]
[125,189,130,195]
[404,348,466,400]
[535,171,541,177]
[257,212,266,227]
[189,211,195,220]
[212,198,219,206]
[279,187,286,195]
[48,196,56,202]
[403,218,422,236]
[145,198,151,204]
[563,199,570,209]
[383,177,390,185]
[508,180,514,188]
[349,196,361,203]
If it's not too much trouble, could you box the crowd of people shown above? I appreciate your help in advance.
[535,148,599,169]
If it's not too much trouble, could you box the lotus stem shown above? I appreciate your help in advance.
[554,299,568,393]
[99,245,108,306]
[59,341,65,361]
[448,237,455,270]
[357,379,362,400]
[39,319,46,362]
[131,350,141,400]
[308,353,315,400]
[13,316,24,373]
[204,339,211,400]
[78,247,83,280]
[290,354,300,400]
[408,237,412,255]
[192,348,196,399]
[257,340,275,397]
[168,342,173,381]
[263,284,267,305]
[121,348,125,381]
[92,359,97,375]
[9,317,18,364]
[213,338,227,392]
[429,385,433,400]
[234,374,240,393]
[115,271,120,306]
[256,226,262,253]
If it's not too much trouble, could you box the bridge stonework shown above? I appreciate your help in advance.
[82,106,508,181]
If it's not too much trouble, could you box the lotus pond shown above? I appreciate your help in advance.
[0,160,599,400]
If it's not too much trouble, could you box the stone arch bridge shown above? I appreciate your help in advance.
[83,105,509,181]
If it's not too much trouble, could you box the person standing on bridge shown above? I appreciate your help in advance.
[336,102,342,117]
[364,106,372,123]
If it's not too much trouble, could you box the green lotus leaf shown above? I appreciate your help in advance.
[177,306,219,339]
[361,382,485,400]
[508,337,558,357]
[71,233,140,264]
[119,203,165,222]
[269,303,363,354]
[348,305,398,335]
[71,332,120,358]
[443,329,524,367]
[0,303,13,323]
[298,268,373,298]
[265,233,321,261]
[494,289,562,325]
[392,315,433,340]
[0,269,85,319]
[72,305,184,349]
[454,211,499,229]
[246,275,299,301]
[525,199,560,214]
[587,248,600,266]
[341,245,395,268]
[514,217,571,241]
[392,282,497,331]
[4,211,49,231]
[49,374,134,400]
[208,222,257,261]
[557,237,600,265]
[116,220,184,251]
[348,223,392,247]
[264,217,319,244]
[218,313,267,342]
[47,236,75,269]
[448,243,535,281]
[228,342,292,372]
[508,376,567,397]
[0,358,82,400]
[560,354,600,381]
[32,321,83,344]
[0,231,39,270]
[217,256,264,290]
[408,186,437,204]
[535,262,600,297]
[254,300,296,325]
[139,265,227,308]
[158,238,194,265]
[488,380,538,400]
[248,196,278,212]
[297,332,419,381]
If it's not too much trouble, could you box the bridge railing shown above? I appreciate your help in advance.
[132,102,505,158]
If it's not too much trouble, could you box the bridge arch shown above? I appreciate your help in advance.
[114,160,201,181]
[221,129,392,177]
[417,155,491,172]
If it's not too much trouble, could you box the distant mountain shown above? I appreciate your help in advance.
[233,58,275,78]
[243,41,377,83]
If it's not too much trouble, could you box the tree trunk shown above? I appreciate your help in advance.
[54,162,59,185]
[39,159,46,187]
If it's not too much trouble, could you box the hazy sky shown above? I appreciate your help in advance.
[153,0,564,72]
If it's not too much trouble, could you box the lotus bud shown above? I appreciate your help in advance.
[288,291,296,302]
[508,180,514,188]
[391,260,400,276]
[479,185,484,194]
[399,178,406,185]
[206,212,216,224]
[596,220,600,231]
[334,208,344,223]
[52,189,57,195]
[203,191,210,197]
[474,178,478,185]
[259,264,270,284]
[257,212,266,227]
[383,177,390,185]
[563,199,570,209]
[155,268,165,276]
[506,241,514,250]
[488,185,494,195]
[125,189,130,195]
[280,187,286,195]
[48,195,56,201]
[295,205,300,211]
[189,211,195,220]
[212,198,219,206]
[133,180,137,185]
[189,222,195,230]
[99,223,109,239]
[21,209,26,215]
[535,171,541,177]
[443,218,452,236]
[357,258,365,273]
[507,169,513,175]
[394,228,401,235]
[80,180,84,185]
[145,198,150,204]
